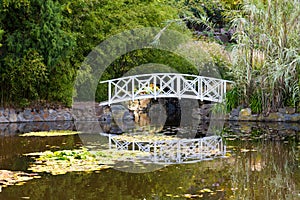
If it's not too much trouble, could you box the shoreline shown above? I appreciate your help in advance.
[0,120,299,137]
[0,106,299,124]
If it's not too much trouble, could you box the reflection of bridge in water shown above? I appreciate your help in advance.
[108,134,226,164]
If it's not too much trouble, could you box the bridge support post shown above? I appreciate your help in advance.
[223,81,226,102]
[131,77,135,101]
[176,75,181,99]
[154,76,157,100]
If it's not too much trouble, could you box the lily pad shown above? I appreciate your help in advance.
[0,170,41,190]
[19,130,80,137]
[25,148,151,175]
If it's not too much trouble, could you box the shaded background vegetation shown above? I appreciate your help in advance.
[0,0,299,113]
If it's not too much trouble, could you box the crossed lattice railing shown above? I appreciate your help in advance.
[108,135,226,164]
[100,73,233,105]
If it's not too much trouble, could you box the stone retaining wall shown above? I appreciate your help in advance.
[0,108,73,123]
[0,104,299,123]
[230,107,300,122]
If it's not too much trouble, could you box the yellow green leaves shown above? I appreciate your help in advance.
[20,130,80,137]
[0,170,41,188]
[0,29,3,47]
[24,148,151,175]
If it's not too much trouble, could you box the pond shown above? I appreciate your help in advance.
[0,121,300,200]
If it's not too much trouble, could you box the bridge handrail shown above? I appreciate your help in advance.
[100,73,234,84]
[99,73,234,105]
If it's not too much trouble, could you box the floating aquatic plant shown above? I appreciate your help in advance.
[0,170,41,191]
[19,130,80,137]
[25,148,151,175]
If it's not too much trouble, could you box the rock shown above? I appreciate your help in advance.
[23,109,34,121]
[239,108,252,116]
[230,108,240,119]
[286,107,296,114]
[238,108,252,121]
[139,99,151,111]
[63,112,73,121]
[201,104,213,110]
[278,108,285,114]
[56,116,65,121]
[3,109,9,117]
[279,107,296,114]
[290,113,300,122]
[33,115,43,122]
[0,116,9,123]
[8,109,18,122]
[264,112,285,122]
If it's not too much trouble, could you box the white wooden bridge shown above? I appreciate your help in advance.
[100,73,233,106]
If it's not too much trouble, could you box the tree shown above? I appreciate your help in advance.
[0,0,75,107]
[62,0,189,102]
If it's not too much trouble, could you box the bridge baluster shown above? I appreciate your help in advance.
[131,77,134,101]
[108,80,112,106]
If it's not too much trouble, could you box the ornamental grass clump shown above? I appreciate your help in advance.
[229,0,300,113]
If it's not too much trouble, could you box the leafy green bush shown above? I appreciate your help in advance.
[225,86,241,112]
[250,91,262,114]
[0,0,75,107]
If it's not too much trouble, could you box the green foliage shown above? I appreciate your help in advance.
[250,90,262,114]
[1,0,184,107]
[211,101,227,114]
[0,0,75,107]
[225,86,241,112]
[95,48,198,102]
[49,149,95,161]
[229,0,300,112]
[20,130,79,137]
[174,0,228,29]
[0,29,4,47]
[220,0,243,9]
[59,0,187,103]
[2,50,48,104]
[7,0,296,111]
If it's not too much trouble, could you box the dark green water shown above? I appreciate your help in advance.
[0,122,300,200]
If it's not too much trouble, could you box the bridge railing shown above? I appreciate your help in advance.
[100,73,233,105]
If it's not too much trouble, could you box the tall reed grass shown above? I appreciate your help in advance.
[228,0,300,113]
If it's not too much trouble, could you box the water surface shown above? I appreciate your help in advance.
[0,122,300,200]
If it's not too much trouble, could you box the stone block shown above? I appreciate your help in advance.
[279,107,296,114]
[33,115,43,122]
[56,116,65,121]
[8,112,17,122]
[290,113,300,122]
[264,112,284,122]
[239,108,252,117]
[0,116,9,123]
